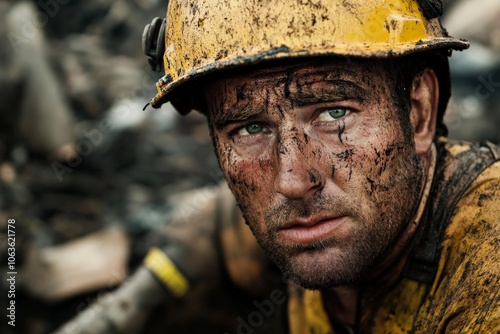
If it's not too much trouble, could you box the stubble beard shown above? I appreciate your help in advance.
[240,142,424,290]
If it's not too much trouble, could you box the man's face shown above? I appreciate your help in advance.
[205,60,424,289]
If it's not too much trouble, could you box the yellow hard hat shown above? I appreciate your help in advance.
[145,0,468,113]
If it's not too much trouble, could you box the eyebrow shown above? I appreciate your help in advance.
[290,79,368,106]
[212,79,367,128]
[214,103,265,129]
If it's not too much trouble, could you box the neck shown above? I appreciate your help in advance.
[322,286,359,326]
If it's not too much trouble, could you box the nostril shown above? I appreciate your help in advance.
[309,171,318,184]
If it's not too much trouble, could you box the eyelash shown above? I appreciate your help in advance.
[233,122,270,137]
[316,108,351,122]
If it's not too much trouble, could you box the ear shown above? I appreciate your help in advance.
[410,68,439,155]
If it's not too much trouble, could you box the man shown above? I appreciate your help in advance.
[59,0,499,333]
[143,0,500,332]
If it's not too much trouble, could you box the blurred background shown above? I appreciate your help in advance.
[0,0,498,333]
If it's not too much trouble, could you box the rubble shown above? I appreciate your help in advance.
[0,0,498,333]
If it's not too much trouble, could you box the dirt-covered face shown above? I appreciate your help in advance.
[205,60,425,289]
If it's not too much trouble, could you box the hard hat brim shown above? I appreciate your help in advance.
[151,38,468,112]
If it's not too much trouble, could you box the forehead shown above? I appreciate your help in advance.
[205,58,389,101]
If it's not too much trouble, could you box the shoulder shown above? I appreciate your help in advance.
[433,139,500,253]
[445,159,500,249]
[431,159,500,332]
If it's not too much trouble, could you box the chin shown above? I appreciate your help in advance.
[273,245,366,289]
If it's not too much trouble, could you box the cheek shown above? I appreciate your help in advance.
[215,137,275,210]
[355,143,418,222]
[319,117,408,193]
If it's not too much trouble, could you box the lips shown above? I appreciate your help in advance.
[277,216,347,244]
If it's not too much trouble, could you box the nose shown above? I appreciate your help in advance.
[274,138,324,200]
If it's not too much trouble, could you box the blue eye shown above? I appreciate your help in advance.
[328,109,348,119]
[246,123,264,134]
[318,108,350,122]
[237,123,268,136]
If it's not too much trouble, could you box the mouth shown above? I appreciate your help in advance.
[277,215,347,244]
